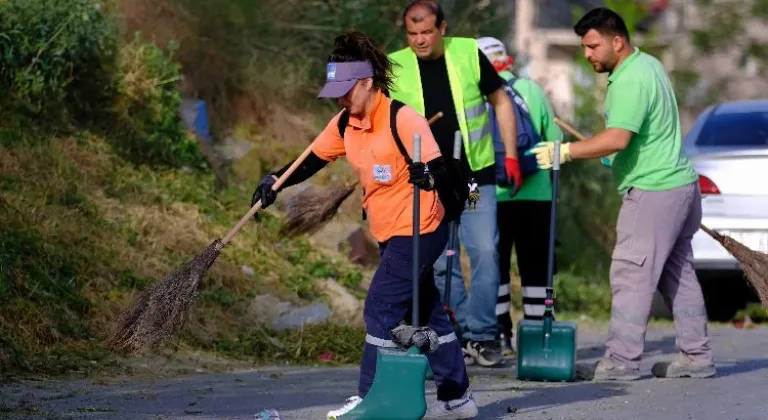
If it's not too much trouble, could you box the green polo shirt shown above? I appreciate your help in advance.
[604,47,698,195]
[496,71,563,202]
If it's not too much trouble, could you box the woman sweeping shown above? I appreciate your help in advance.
[250,31,478,419]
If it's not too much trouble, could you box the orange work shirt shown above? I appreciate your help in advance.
[312,90,445,243]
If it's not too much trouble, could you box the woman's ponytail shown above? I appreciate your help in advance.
[328,31,396,94]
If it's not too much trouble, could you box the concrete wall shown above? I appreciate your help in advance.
[511,0,580,121]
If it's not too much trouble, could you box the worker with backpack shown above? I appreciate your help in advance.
[250,30,477,419]
[477,36,565,354]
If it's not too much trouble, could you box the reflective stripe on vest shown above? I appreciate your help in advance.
[388,37,495,172]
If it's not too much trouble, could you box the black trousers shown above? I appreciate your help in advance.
[496,200,557,336]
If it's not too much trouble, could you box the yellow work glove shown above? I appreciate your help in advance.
[526,142,572,170]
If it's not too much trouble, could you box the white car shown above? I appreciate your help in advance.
[682,99,768,320]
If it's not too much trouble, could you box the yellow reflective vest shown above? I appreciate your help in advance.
[388,37,495,172]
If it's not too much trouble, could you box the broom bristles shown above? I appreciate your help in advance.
[106,238,224,354]
[279,182,358,237]
[701,225,768,308]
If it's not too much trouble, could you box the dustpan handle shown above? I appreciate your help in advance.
[443,130,463,308]
[545,141,560,308]
[412,133,421,328]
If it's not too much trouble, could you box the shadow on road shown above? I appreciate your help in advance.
[478,382,629,419]
[575,334,768,378]
[714,358,768,377]
[576,334,680,361]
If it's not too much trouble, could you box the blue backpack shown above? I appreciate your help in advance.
[489,74,542,185]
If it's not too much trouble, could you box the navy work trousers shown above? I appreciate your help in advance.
[358,221,469,402]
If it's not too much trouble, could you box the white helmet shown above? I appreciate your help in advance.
[477,36,512,69]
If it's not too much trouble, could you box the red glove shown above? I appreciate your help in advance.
[505,157,522,190]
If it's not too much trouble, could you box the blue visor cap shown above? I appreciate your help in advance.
[317,61,375,99]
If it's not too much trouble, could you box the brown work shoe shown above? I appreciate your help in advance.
[576,357,641,381]
[652,353,716,379]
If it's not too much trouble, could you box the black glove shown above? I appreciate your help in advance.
[408,162,434,190]
[251,175,278,218]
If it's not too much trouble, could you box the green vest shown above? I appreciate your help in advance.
[388,37,495,172]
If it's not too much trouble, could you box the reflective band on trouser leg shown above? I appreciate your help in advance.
[523,304,548,318]
[498,283,510,297]
[522,286,548,320]
[364,334,398,348]
[496,302,511,317]
[522,286,547,299]
[496,283,510,316]
[364,332,458,348]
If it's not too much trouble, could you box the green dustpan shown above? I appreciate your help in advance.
[341,134,429,419]
[516,141,577,383]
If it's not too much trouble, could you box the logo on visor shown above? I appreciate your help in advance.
[327,63,336,81]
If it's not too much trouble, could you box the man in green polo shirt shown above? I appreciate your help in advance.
[476,36,564,354]
[529,7,716,380]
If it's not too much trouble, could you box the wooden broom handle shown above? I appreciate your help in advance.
[554,117,587,142]
[553,116,710,232]
[222,142,315,244]
[427,112,443,125]
[225,111,445,244]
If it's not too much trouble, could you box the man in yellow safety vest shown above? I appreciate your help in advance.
[387,0,522,371]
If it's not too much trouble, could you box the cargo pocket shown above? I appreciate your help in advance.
[611,244,646,266]
[612,206,646,267]
[610,242,647,292]
[613,186,646,263]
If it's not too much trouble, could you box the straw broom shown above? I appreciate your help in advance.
[279,111,444,237]
[554,117,768,308]
[106,142,317,354]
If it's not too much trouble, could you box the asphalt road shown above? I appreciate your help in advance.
[2,324,768,420]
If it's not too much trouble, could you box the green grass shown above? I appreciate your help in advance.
[0,131,368,377]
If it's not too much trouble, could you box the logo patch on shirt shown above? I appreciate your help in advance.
[373,164,392,182]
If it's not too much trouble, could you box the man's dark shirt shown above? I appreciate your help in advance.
[417,48,505,186]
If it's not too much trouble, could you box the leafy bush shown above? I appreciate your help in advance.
[554,271,613,317]
[0,0,119,126]
[111,33,206,169]
[734,303,768,323]
[0,0,205,168]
